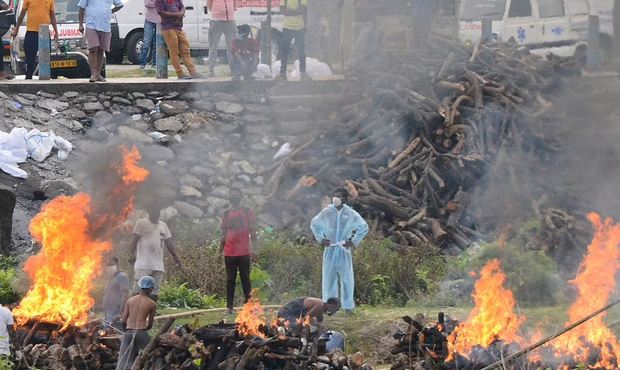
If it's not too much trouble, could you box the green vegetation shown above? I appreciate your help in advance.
[440,242,563,307]
[165,232,446,308]
[0,256,20,304]
[159,280,225,309]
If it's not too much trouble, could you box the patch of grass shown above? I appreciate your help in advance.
[105,67,178,79]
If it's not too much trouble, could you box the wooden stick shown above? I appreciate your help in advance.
[22,321,40,347]
[479,299,620,370]
[131,318,176,370]
[154,305,282,321]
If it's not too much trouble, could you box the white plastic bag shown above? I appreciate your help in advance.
[273,142,292,160]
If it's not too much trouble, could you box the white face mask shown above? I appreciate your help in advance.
[105,265,117,275]
[332,197,342,207]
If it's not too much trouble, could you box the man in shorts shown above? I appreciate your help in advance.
[78,0,123,82]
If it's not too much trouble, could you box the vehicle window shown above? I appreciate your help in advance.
[55,0,80,23]
[507,0,532,17]
[459,0,506,21]
[538,0,564,18]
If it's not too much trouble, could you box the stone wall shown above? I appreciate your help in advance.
[0,80,354,250]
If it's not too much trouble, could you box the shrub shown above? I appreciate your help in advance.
[472,242,562,306]
[166,241,227,299]
[255,234,322,302]
[437,242,562,307]
[159,280,225,309]
[354,236,446,306]
[0,268,20,304]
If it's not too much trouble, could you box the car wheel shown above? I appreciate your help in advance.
[126,31,144,65]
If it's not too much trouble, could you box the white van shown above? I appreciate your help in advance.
[115,0,285,64]
[458,0,614,56]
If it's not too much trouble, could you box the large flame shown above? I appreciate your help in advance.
[448,259,525,358]
[551,213,620,368]
[14,146,149,329]
[236,291,267,339]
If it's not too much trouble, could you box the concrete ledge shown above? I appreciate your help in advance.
[0,77,357,95]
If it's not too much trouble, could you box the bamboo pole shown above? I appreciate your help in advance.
[153,305,282,321]
[480,299,620,370]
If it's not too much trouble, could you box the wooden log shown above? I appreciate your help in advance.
[131,318,176,370]
[435,51,457,81]
[357,195,410,220]
[388,137,421,169]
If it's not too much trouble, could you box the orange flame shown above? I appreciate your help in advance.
[551,213,620,368]
[296,314,312,328]
[14,146,149,329]
[13,194,111,328]
[448,259,525,358]
[236,291,267,339]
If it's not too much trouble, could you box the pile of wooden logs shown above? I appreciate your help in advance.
[389,313,457,370]
[136,321,373,370]
[13,319,373,370]
[15,320,120,369]
[262,38,579,253]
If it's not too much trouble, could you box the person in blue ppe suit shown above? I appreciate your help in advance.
[310,188,369,314]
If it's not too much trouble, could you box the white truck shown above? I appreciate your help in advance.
[114,0,285,64]
[458,0,615,56]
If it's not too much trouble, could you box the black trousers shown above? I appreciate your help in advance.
[24,31,38,79]
[280,28,306,74]
[225,255,252,309]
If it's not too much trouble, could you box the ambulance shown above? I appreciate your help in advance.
[458,0,615,56]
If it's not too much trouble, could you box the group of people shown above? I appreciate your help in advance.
[2,0,311,81]
[0,186,368,368]
[99,186,368,369]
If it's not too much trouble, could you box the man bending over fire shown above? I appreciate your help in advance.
[277,297,341,331]
[116,276,157,370]
[310,188,368,314]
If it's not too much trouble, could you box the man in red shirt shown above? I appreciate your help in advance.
[220,188,257,314]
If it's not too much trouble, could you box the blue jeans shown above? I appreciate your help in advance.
[140,20,157,66]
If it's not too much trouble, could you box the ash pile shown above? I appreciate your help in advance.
[261,37,581,253]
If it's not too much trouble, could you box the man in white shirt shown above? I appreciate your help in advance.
[0,302,14,357]
[129,206,181,300]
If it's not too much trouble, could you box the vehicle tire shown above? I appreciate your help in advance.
[258,28,282,63]
[125,31,144,65]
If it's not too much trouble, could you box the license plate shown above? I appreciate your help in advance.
[51,60,77,68]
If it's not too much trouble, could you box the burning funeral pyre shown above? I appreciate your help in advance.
[12,146,149,369]
[387,213,620,370]
[125,296,374,370]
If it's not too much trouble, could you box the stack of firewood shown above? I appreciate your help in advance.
[262,38,579,253]
[389,313,458,370]
[136,322,373,370]
[15,320,120,369]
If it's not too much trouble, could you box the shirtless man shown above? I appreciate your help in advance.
[277,297,341,329]
[116,276,157,370]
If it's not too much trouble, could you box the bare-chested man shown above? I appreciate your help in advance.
[277,297,341,329]
[116,276,157,370]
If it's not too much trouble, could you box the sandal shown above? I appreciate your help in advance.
[97,77,106,82]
